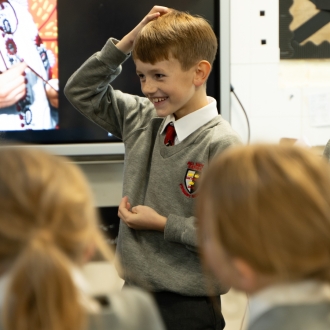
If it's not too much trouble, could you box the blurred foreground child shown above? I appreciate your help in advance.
[0,147,164,330]
[198,144,330,330]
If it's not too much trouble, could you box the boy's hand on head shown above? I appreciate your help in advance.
[118,196,167,232]
[116,6,170,54]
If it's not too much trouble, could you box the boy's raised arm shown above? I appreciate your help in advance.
[116,6,169,54]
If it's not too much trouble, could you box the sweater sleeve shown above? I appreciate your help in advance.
[64,38,156,141]
[164,215,198,251]
[324,139,330,162]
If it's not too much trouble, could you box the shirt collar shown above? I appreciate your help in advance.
[248,280,330,326]
[160,96,218,143]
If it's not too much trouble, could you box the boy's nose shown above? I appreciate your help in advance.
[142,79,157,95]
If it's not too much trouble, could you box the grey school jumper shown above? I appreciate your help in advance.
[64,38,242,296]
[324,139,330,162]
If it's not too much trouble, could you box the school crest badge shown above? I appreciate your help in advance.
[180,161,204,198]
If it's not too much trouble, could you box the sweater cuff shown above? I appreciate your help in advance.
[97,37,130,70]
[164,214,184,244]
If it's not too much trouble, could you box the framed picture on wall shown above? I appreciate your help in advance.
[280,0,330,59]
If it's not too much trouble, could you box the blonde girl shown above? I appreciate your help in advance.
[0,147,164,330]
[197,144,330,330]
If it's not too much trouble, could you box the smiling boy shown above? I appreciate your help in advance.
[65,6,241,330]
[135,58,206,120]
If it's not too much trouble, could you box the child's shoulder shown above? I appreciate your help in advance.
[209,116,242,146]
[250,303,330,330]
[190,116,241,158]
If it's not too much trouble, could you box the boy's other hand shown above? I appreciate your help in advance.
[118,196,167,232]
[0,62,27,109]
[116,6,170,54]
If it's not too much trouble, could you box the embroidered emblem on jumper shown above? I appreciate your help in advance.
[179,161,204,198]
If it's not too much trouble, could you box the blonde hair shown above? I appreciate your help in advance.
[132,10,218,71]
[197,144,330,282]
[0,147,114,330]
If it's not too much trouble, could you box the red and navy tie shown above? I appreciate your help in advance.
[164,122,176,146]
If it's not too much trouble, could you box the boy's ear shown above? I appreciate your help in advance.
[193,60,211,87]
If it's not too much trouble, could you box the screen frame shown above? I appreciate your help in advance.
[1,0,231,158]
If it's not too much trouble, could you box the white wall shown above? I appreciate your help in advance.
[34,143,125,207]
[78,162,124,207]
[230,0,330,147]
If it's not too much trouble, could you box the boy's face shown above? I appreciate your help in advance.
[135,57,206,120]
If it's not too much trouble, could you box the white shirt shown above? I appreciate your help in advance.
[160,96,218,145]
[248,280,330,327]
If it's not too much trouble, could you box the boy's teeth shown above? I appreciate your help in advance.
[152,97,167,103]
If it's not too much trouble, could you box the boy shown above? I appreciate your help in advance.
[64,6,241,329]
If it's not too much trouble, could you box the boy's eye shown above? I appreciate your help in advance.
[137,74,145,80]
[155,74,165,79]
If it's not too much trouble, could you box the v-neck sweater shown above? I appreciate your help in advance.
[64,37,242,296]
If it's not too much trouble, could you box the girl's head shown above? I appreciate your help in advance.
[0,147,113,330]
[197,144,330,293]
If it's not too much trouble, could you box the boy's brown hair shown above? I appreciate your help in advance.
[197,144,330,283]
[133,10,218,71]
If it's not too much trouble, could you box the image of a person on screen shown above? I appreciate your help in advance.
[0,0,58,131]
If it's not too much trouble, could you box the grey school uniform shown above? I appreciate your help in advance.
[249,303,330,330]
[248,281,330,330]
[323,139,330,162]
[87,288,165,330]
[64,37,241,296]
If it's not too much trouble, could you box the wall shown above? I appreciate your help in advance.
[230,0,330,147]
[78,161,124,207]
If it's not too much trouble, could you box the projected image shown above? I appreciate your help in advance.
[0,0,58,131]
[0,0,217,146]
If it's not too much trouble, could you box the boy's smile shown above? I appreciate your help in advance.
[135,57,208,120]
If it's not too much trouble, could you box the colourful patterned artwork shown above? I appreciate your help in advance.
[28,0,57,78]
